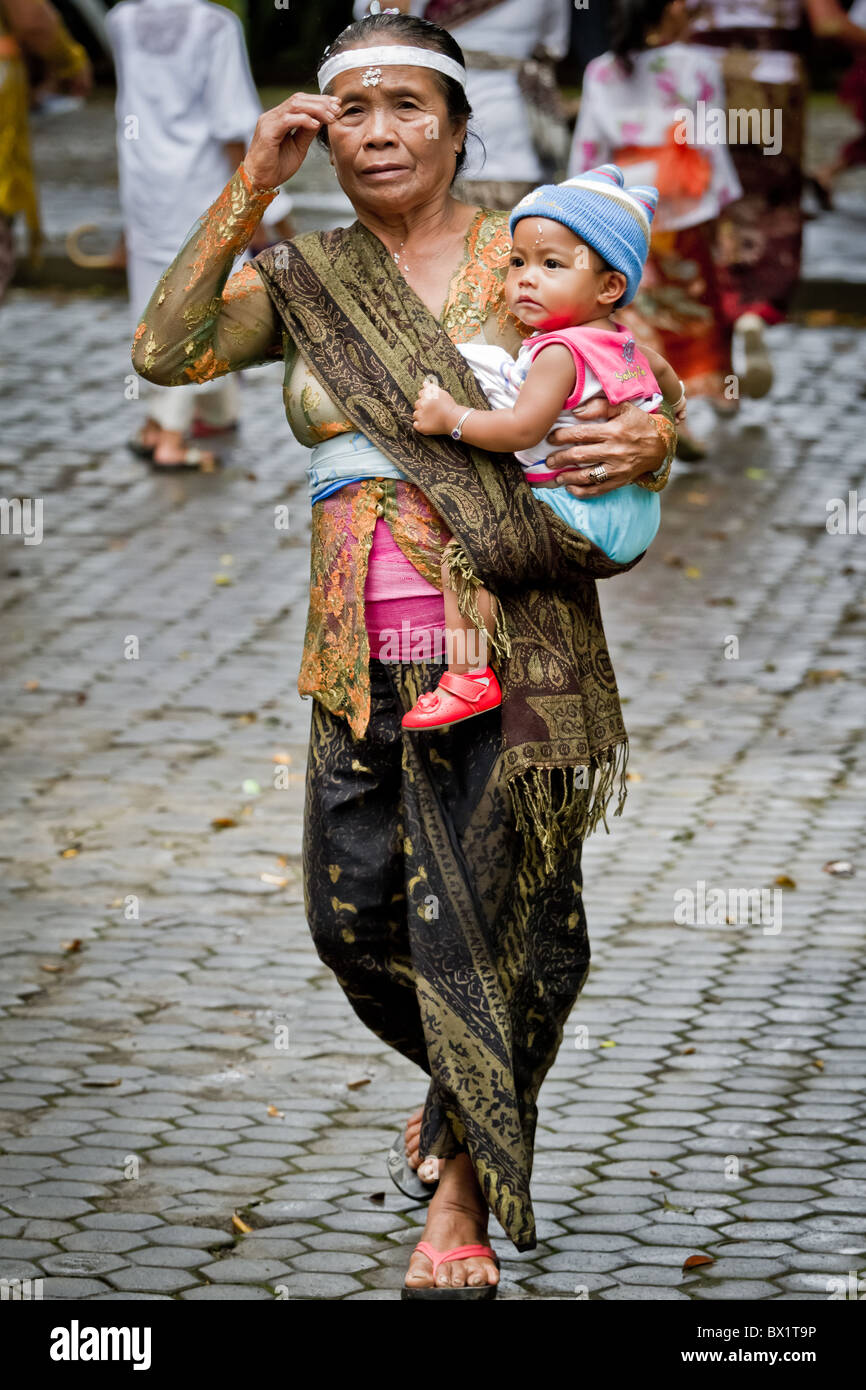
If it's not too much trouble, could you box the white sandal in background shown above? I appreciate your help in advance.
[735,313,774,399]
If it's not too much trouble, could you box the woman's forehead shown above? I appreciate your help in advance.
[327,63,442,102]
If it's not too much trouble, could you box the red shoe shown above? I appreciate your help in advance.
[401,668,501,730]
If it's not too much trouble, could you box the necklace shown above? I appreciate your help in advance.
[387,209,467,277]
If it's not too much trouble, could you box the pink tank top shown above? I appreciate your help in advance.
[525,323,661,410]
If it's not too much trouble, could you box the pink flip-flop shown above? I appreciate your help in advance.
[401,1240,500,1300]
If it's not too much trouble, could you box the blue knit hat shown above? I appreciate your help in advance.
[509,164,659,307]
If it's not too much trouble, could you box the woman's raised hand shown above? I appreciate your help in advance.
[242,94,342,190]
[538,399,670,497]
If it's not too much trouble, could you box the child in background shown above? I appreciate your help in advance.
[403,164,684,733]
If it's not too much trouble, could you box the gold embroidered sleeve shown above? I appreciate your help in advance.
[635,401,676,492]
[131,163,284,388]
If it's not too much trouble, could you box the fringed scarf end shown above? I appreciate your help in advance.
[509,741,630,870]
[442,538,512,660]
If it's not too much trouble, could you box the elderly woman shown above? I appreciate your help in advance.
[132,10,675,1300]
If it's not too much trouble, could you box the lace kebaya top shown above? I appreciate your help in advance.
[132,162,531,736]
[132,162,673,737]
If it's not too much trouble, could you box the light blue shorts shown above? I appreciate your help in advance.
[531,481,660,564]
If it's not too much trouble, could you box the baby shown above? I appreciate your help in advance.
[402,164,685,732]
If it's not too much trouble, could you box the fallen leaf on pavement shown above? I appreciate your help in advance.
[62,939,82,953]
[684,566,702,579]
[260,873,289,887]
[272,752,292,765]
[232,1213,253,1234]
[804,669,846,684]
[59,847,80,858]
[81,1079,122,1088]
[266,1105,284,1118]
[210,817,237,830]
[683,1254,715,1270]
[40,963,62,973]
[774,875,796,889]
[811,1059,825,1070]
[368,1192,386,1205]
[347,1077,371,1090]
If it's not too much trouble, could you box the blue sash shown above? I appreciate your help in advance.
[307,430,404,505]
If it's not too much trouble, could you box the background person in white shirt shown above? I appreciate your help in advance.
[107,0,293,469]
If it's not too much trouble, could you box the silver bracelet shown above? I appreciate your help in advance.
[450,408,473,441]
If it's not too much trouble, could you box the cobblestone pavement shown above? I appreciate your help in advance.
[1,279,865,1299]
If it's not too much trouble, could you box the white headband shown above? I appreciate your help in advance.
[317,44,467,93]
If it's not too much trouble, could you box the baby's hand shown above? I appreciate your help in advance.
[413,379,459,435]
[674,399,687,426]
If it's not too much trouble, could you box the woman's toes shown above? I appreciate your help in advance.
[405,1251,434,1288]
[464,1260,486,1287]
[404,1107,423,1167]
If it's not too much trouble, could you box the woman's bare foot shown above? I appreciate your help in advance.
[152,427,217,470]
[404,1106,443,1185]
[404,1106,423,1169]
[404,1153,499,1291]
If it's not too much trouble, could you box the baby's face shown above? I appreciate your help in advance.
[505,218,611,332]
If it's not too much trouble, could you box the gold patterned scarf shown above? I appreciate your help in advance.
[253,222,653,866]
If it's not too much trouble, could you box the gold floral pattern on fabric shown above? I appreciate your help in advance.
[440,207,531,344]
[636,405,676,491]
[131,162,284,389]
[302,479,450,737]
